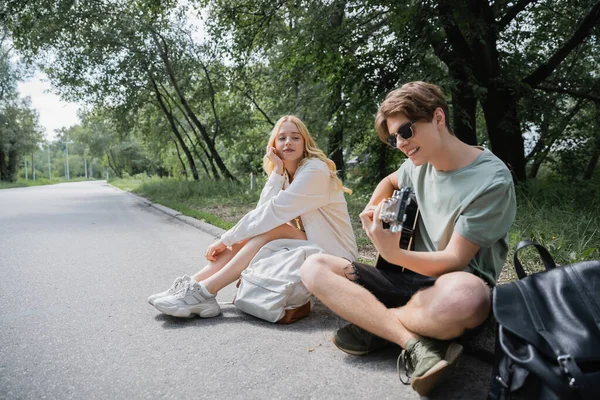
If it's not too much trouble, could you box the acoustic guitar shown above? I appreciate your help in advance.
[375,187,419,270]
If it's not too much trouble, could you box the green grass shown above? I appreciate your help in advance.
[110,176,260,231]
[109,174,600,282]
[0,177,97,189]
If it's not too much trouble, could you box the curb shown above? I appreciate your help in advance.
[110,184,227,238]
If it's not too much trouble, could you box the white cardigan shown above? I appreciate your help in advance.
[220,158,358,261]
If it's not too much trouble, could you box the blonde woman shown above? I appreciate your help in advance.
[149,115,358,318]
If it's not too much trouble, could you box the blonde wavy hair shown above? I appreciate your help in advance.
[263,115,351,195]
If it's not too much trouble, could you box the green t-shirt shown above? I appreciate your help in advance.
[397,147,516,286]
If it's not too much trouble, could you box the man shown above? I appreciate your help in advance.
[300,81,516,396]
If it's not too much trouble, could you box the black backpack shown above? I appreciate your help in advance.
[487,240,600,400]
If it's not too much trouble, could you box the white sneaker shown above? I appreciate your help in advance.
[148,275,192,305]
[153,281,221,318]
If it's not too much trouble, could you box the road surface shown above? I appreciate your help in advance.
[0,181,491,399]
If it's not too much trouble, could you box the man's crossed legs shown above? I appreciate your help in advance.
[300,254,491,396]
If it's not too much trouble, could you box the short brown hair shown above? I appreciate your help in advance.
[374,81,452,143]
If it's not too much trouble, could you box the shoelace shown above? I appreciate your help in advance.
[175,280,195,299]
[169,276,188,294]
[397,343,420,385]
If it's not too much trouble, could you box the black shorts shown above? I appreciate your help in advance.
[348,261,436,308]
[348,260,493,339]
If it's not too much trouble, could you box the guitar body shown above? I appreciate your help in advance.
[375,188,419,271]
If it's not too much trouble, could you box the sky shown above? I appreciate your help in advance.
[16,71,81,141]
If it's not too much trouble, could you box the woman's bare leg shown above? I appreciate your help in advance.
[202,224,307,294]
[192,240,248,282]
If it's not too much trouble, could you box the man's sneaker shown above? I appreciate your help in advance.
[332,323,395,356]
[153,280,221,318]
[147,275,191,305]
[397,337,463,396]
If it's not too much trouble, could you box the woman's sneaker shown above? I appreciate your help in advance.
[153,281,221,318]
[147,275,191,305]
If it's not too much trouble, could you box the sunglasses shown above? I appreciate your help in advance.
[386,121,416,148]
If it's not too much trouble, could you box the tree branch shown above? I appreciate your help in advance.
[535,83,600,102]
[235,85,275,126]
[523,1,600,87]
[497,0,538,30]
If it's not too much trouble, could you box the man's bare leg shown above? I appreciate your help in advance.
[301,254,417,347]
[301,254,491,395]
[300,254,491,346]
[392,271,491,340]
[201,223,307,294]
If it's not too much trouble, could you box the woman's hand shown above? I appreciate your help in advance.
[204,239,227,262]
[266,146,284,175]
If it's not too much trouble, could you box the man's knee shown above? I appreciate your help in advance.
[300,253,346,291]
[300,254,328,291]
[433,272,491,328]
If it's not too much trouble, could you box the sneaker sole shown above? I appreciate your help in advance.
[330,335,369,356]
[411,343,464,396]
[154,302,221,318]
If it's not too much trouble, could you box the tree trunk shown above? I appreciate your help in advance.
[0,146,6,181]
[7,146,18,182]
[449,78,477,145]
[325,0,346,179]
[173,139,188,178]
[329,124,345,180]
[107,149,123,178]
[582,144,599,180]
[377,143,389,182]
[152,32,236,181]
[173,113,212,178]
[480,86,526,181]
[158,81,221,179]
[326,81,345,180]
[150,76,200,181]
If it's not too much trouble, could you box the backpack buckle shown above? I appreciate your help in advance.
[557,355,577,387]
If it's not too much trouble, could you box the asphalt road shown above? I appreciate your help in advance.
[0,181,491,399]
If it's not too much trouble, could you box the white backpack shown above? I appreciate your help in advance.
[234,238,324,323]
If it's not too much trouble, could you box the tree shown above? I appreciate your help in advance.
[2,0,238,181]
[414,0,600,181]
[0,97,44,181]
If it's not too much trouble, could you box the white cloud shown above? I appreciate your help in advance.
[16,71,81,141]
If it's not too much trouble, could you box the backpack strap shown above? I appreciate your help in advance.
[513,240,557,279]
[516,280,584,390]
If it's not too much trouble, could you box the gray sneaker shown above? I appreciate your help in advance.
[153,281,221,318]
[148,275,191,305]
[397,337,463,396]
